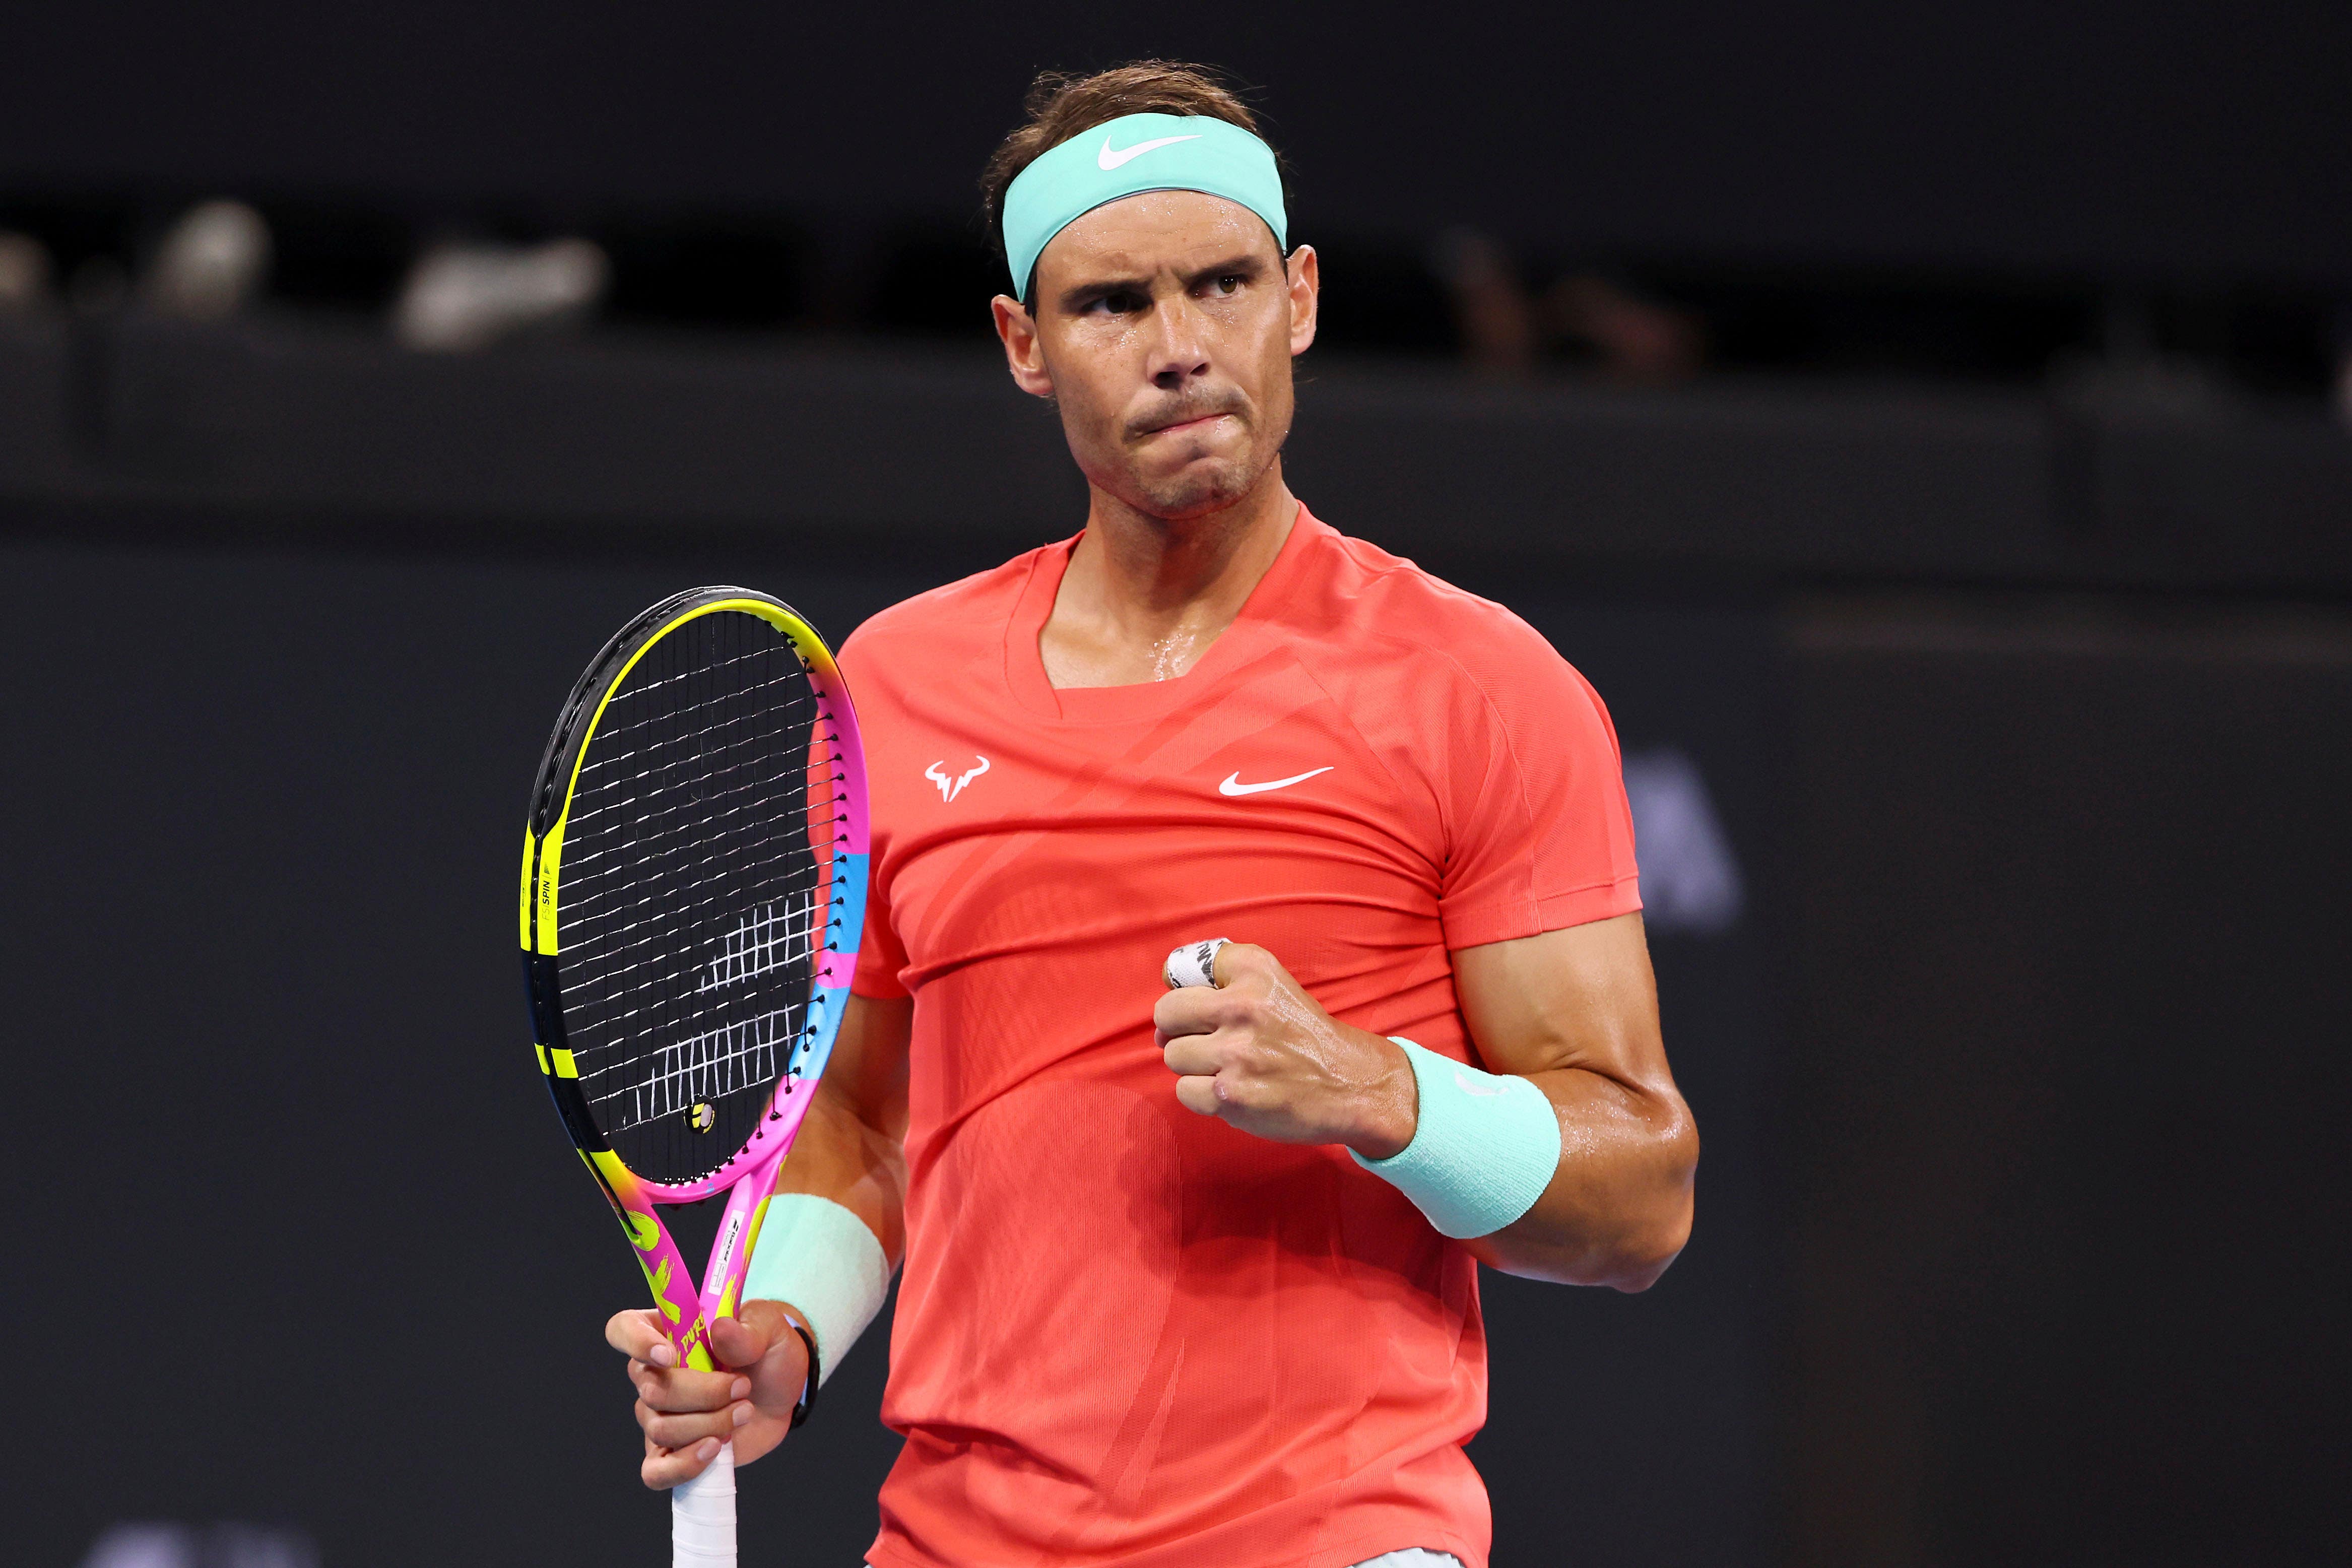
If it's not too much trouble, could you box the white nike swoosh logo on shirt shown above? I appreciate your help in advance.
[1098,133,1203,170]
[1218,767,1334,797]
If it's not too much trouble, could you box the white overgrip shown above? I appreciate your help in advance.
[671,1439,737,1567]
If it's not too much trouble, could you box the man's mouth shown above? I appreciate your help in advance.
[1143,411,1232,437]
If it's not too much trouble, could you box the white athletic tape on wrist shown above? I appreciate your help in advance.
[1163,937,1230,990]
[1349,1037,1562,1239]
[742,1193,891,1388]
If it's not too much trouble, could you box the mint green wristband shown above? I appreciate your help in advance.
[1349,1038,1562,1239]
[741,1194,891,1389]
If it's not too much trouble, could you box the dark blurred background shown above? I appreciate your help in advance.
[3,5,2345,1565]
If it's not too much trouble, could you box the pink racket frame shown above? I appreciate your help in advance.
[605,628,870,1374]
[528,599,871,1378]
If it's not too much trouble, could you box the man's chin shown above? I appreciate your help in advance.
[1129,463,1259,522]
[1079,434,1274,521]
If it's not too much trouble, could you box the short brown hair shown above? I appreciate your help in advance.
[980,61,1283,298]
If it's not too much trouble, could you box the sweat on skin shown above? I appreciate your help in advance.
[608,101,1697,1568]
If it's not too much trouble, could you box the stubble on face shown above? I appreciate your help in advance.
[1109,388,1270,519]
[1034,197,1297,524]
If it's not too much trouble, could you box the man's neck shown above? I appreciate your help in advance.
[1039,463,1299,690]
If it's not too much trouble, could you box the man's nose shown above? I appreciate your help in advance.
[1146,295,1211,389]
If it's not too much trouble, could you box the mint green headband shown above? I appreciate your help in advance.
[1001,112,1288,299]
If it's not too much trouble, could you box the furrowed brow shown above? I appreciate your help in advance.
[1056,270,1155,313]
[1181,252,1272,290]
[1055,250,1274,313]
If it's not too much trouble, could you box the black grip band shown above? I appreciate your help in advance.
[781,1315,820,1429]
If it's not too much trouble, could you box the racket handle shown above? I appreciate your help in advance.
[672,1440,737,1567]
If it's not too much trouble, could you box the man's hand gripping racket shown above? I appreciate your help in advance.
[521,588,868,1566]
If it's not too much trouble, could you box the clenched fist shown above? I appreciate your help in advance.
[1153,941,1418,1159]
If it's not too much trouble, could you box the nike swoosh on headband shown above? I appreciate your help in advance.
[1098,132,1203,171]
[1219,767,1334,797]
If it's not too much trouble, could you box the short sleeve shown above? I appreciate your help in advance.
[837,626,912,1000]
[1433,618,1642,950]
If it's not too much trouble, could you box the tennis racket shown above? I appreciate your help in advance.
[519,586,869,1567]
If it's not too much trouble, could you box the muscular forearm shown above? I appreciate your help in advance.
[739,991,910,1395]
[768,1080,908,1268]
[736,1075,906,1397]
[1442,916,1696,1290]
[1155,926,1695,1291]
[760,991,910,1269]
[1465,1067,1696,1289]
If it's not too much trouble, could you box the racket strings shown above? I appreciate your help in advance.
[570,862,847,1082]
[552,610,852,1182]
[558,819,839,938]
[571,679,820,805]
[608,1006,805,1133]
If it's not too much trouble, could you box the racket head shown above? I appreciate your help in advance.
[520,587,870,1205]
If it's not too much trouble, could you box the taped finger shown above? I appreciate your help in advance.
[1163,938,1230,990]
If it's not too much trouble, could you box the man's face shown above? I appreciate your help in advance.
[995,189,1318,521]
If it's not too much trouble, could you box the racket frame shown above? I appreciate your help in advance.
[519,587,871,1378]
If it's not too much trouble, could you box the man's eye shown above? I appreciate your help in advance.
[1215,275,1242,294]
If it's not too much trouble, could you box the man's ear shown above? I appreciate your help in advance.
[1285,245,1320,358]
[992,294,1055,399]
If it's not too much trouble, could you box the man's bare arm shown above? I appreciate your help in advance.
[607,991,913,1488]
[1153,914,1694,1294]
[1451,915,1696,1290]
[770,990,913,1256]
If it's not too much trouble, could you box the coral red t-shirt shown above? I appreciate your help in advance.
[839,506,1641,1568]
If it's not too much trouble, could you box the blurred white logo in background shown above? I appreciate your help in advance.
[141,201,273,323]
[394,237,610,352]
[0,229,57,315]
[1621,748,1744,934]
[82,1523,317,1568]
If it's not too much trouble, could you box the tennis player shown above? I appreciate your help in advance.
[606,62,1698,1568]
